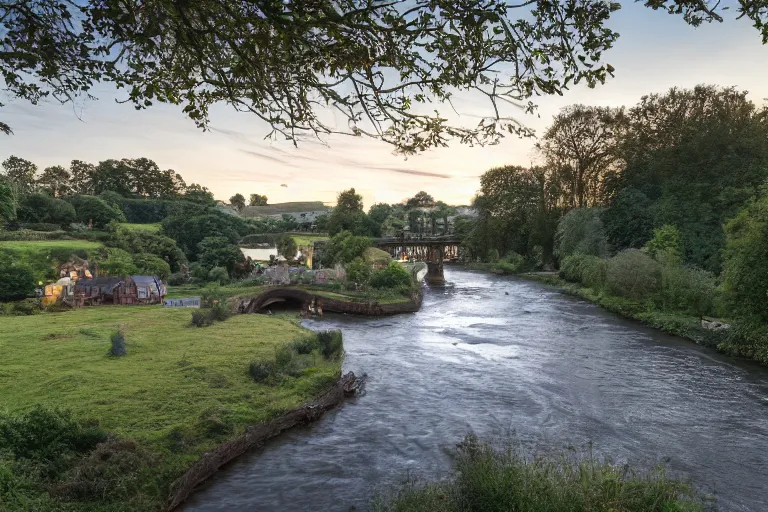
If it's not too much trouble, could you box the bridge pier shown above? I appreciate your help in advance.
[425,261,445,284]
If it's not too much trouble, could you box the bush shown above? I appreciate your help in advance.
[486,248,500,263]
[372,436,702,512]
[581,255,608,290]
[17,194,76,228]
[276,234,298,259]
[321,231,372,266]
[249,360,277,383]
[94,248,138,276]
[52,439,155,503]
[317,330,343,359]
[167,272,188,286]
[191,309,214,327]
[189,262,208,280]
[370,262,413,290]
[659,259,718,317]
[18,222,61,232]
[606,249,662,300]
[108,330,127,357]
[209,302,231,322]
[558,253,587,283]
[290,335,320,355]
[346,257,371,285]
[0,406,107,466]
[65,195,126,228]
[208,266,229,284]
[0,265,36,301]
[555,207,609,259]
[646,224,684,263]
[131,253,171,280]
[722,191,768,322]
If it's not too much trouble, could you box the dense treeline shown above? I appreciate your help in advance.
[463,84,768,363]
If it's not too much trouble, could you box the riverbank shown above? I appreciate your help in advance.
[517,272,741,356]
[0,306,346,510]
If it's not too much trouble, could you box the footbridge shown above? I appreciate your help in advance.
[372,236,461,284]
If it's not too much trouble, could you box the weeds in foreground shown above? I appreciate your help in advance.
[372,436,703,512]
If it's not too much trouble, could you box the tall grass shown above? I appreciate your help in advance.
[373,436,702,512]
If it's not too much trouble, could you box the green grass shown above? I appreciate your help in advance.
[0,306,341,509]
[289,233,329,247]
[118,223,161,233]
[0,239,103,253]
[373,436,703,512]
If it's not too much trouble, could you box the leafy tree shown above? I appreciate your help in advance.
[554,208,609,260]
[537,105,624,208]
[69,160,96,195]
[207,266,229,284]
[722,190,768,322]
[96,248,138,276]
[433,201,457,235]
[0,265,35,300]
[368,203,393,234]
[248,194,268,206]
[230,193,246,211]
[0,180,17,224]
[65,195,126,228]
[616,85,768,272]
[602,187,654,250]
[1,156,37,191]
[131,253,171,280]
[321,231,372,267]
[646,225,683,264]
[405,191,435,209]
[335,188,364,214]
[37,165,71,197]
[276,235,298,260]
[197,237,243,275]
[17,193,76,227]
[2,1,766,149]
[183,183,215,205]
[346,257,371,285]
[161,213,243,258]
[90,159,133,196]
[108,226,187,272]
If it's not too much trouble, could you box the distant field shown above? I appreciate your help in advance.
[291,233,329,247]
[119,222,161,233]
[242,201,330,217]
[0,239,103,254]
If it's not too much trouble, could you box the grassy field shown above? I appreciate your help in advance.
[119,223,161,233]
[0,306,341,509]
[0,239,103,254]
[289,233,329,247]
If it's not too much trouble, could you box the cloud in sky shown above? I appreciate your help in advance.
[2,3,768,207]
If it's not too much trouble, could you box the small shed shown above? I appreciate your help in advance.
[131,275,167,303]
[73,275,167,307]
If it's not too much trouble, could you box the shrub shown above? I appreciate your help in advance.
[65,195,126,228]
[321,231,372,266]
[659,260,718,317]
[722,191,768,322]
[0,265,35,301]
[94,248,138,276]
[17,194,76,228]
[486,248,500,263]
[131,253,171,280]
[108,330,127,357]
[317,330,343,359]
[249,360,277,383]
[276,234,298,259]
[346,257,371,285]
[207,266,229,284]
[580,255,609,291]
[209,302,231,322]
[167,272,187,286]
[559,253,587,283]
[291,335,320,355]
[370,262,413,290]
[191,309,213,327]
[18,222,61,232]
[646,224,684,263]
[0,406,107,465]
[189,262,208,280]
[606,249,662,300]
[52,439,155,502]
[372,436,702,512]
[555,207,609,259]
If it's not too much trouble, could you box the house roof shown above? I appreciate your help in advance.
[74,277,124,289]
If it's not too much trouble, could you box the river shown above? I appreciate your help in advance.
[186,267,768,511]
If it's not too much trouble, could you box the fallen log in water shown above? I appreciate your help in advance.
[165,371,364,511]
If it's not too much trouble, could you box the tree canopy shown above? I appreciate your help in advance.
[3,1,766,152]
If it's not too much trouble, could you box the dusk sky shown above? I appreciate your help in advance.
[2,2,768,208]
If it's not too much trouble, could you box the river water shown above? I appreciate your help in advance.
[186,268,768,512]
